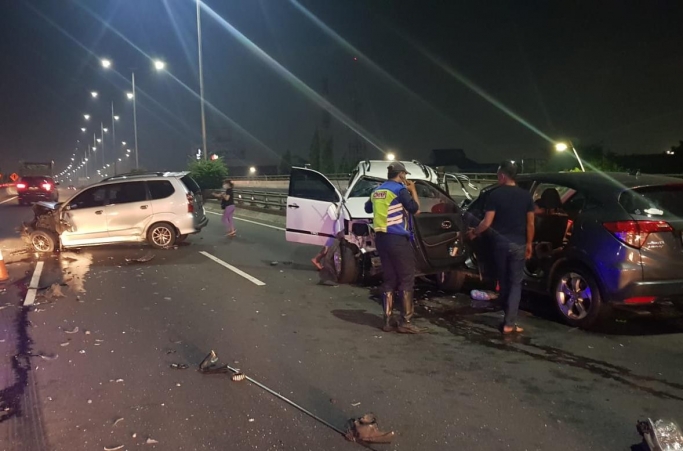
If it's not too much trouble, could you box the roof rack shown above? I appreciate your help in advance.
[99,171,189,182]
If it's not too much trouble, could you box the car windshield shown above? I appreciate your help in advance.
[619,184,683,217]
[348,177,383,197]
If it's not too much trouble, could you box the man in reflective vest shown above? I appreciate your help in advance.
[365,161,422,334]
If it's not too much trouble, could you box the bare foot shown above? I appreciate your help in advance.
[311,258,323,271]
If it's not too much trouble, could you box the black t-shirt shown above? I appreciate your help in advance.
[485,185,534,245]
[223,188,234,208]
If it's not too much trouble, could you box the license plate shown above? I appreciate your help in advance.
[28,187,38,190]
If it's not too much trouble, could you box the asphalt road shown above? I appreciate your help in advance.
[1,195,683,450]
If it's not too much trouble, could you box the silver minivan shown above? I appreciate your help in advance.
[22,172,209,252]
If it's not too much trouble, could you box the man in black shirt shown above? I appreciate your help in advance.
[467,161,534,334]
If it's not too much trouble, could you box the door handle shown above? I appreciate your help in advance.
[441,221,452,229]
[140,205,148,210]
[288,204,300,209]
[95,210,103,215]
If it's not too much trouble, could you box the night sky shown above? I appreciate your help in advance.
[1,0,682,176]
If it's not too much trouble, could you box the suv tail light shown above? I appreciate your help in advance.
[603,220,673,249]
[42,183,52,191]
[186,193,195,213]
[16,183,26,189]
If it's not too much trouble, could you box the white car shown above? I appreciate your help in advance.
[23,172,208,252]
[285,160,475,289]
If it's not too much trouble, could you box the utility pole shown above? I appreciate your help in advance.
[197,0,208,160]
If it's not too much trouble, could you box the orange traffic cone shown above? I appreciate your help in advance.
[0,250,8,282]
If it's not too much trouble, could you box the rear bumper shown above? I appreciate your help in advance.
[18,192,57,202]
[614,279,683,304]
[194,215,209,232]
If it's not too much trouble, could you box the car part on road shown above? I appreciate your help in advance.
[125,253,155,263]
[147,222,176,249]
[30,229,57,253]
[63,326,79,334]
[198,350,349,438]
[637,418,683,450]
[553,266,606,329]
[170,363,189,370]
[231,371,246,382]
[345,414,395,444]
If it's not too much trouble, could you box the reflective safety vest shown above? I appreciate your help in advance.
[370,181,410,236]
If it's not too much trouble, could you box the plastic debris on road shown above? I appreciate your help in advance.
[170,363,189,370]
[146,438,159,445]
[125,253,155,263]
[638,418,683,450]
[113,417,124,426]
[104,445,124,451]
[231,372,246,382]
[345,414,395,444]
[64,326,79,334]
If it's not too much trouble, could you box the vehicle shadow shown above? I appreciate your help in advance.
[330,309,384,330]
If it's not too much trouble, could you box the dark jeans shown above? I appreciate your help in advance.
[375,232,415,292]
[494,241,526,327]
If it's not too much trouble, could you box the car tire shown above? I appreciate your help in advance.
[147,222,177,249]
[30,229,57,253]
[333,243,360,284]
[552,265,608,329]
[437,270,467,292]
[176,234,188,243]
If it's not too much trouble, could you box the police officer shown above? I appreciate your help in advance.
[365,162,422,334]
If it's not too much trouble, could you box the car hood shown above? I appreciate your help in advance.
[343,197,372,220]
[34,201,60,211]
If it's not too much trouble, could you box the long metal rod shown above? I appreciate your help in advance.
[132,72,139,170]
[218,363,346,436]
[571,146,586,172]
[197,0,208,161]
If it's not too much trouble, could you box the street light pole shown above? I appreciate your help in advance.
[571,145,586,172]
[197,0,208,161]
[111,102,116,172]
[100,122,105,168]
[132,72,139,170]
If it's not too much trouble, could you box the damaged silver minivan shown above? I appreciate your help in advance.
[22,172,208,252]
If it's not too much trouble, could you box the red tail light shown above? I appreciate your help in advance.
[16,183,26,189]
[42,183,52,191]
[624,296,656,305]
[603,220,673,249]
[186,193,195,213]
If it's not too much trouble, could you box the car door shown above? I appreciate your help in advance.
[104,181,152,239]
[410,181,467,270]
[286,167,343,246]
[60,186,109,245]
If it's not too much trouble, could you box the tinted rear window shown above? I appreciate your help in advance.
[148,180,175,200]
[20,176,53,185]
[619,184,683,217]
[180,175,201,194]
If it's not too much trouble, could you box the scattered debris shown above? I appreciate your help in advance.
[345,414,395,444]
[104,446,124,451]
[164,297,172,301]
[132,433,137,438]
[79,350,86,354]
[115,379,124,383]
[113,417,124,427]
[351,402,361,407]
[248,418,255,423]
[37,353,58,361]
[125,253,155,263]
[64,326,79,334]
[87,399,92,404]
[60,341,70,347]
[270,261,279,266]
[146,438,159,445]
[638,418,683,450]
[85,330,91,335]
[170,363,189,370]
[45,284,65,299]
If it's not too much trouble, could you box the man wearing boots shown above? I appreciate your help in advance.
[365,161,422,334]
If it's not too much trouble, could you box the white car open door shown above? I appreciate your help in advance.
[286,167,343,246]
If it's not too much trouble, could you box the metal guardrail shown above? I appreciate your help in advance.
[229,172,501,182]
[233,189,287,209]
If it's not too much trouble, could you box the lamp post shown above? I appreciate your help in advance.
[555,141,585,172]
[385,152,396,161]
[197,0,208,161]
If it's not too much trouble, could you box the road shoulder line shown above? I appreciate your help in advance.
[199,251,266,286]
[0,196,17,205]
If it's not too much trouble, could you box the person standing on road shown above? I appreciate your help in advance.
[220,179,236,237]
[467,161,534,335]
[365,162,422,334]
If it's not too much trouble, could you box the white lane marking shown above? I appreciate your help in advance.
[24,261,45,306]
[207,211,285,232]
[0,196,17,205]
[199,251,266,286]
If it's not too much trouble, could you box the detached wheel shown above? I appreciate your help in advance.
[333,243,360,284]
[553,266,607,329]
[437,270,467,292]
[30,229,57,253]
[147,222,176,249]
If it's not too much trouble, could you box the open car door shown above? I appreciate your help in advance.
[286,167,343,246]
[410,181,467,270]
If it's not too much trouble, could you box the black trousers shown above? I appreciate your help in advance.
[375,232,415,292]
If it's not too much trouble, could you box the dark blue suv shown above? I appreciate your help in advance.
[461,172,683,329]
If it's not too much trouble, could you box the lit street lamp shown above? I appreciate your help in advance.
[81,128,86,132]
[386,152,396,161]
[126,92,134,100]
[249,166,257,175]
[122,141,127,146]
[153,60,166,71]
[555,141,585,172]
[91,91,98,98]
[84,114,90,120]
[101,59,112,69]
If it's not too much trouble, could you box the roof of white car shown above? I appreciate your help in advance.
[354,160,435,181]
[97,172,189,184]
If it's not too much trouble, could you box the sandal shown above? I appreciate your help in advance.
[500,325,524,335]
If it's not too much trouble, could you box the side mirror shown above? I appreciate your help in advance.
[327,204,339,221]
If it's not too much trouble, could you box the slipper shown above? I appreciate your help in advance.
[311,258,323,271]
[500,325,524,335]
